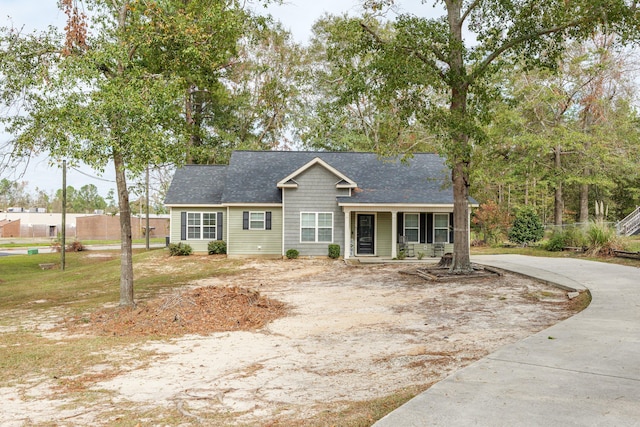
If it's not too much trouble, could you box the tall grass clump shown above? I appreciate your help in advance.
[585,222,623,256]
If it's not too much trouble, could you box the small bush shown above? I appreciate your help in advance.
[51,240,84,252]
[328,244,340,259]
[169,242,192,256]
[417,251,425,260]
[562,226,587,248]
[208,240,227,255]
[508,206,544,246]
[396,250,406,260]
[67,240,84,252]
[472,200,511,246]
[544,232,565,252]
[286,249,299,259]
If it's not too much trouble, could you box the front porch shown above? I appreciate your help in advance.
[340,207,458,260]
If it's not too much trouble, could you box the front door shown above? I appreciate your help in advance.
[357,214,375,255]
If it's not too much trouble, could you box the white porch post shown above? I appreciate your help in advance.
[391,210,397,259]
[343,209,351,260]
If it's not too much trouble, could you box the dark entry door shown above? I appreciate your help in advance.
[357,214,375,255]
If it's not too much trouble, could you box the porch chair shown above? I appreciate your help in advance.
[398,235,415,257]
[432,242,445,257]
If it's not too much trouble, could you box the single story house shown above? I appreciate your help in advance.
[164,150,477,260]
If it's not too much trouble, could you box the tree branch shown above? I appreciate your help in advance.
[471,18,592,83]
[360,22,447,82]
[460,0,481,25]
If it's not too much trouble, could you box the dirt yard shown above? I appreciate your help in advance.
[2,258,584,426]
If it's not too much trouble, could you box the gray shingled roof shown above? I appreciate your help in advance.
[164,165,227,205]
[223,151,454,204]
[166,151,461,206]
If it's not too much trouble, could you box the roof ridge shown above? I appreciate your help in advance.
[232,150,439,155]
[180,164,228,167]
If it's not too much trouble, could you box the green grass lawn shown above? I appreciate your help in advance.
[0,249,240,313]
[0,237,166,248]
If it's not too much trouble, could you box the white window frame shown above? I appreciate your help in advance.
[249,211,266,230]
[404,213,420,243]
[300,212,333,243]
[434,213,449,243]
[187,212,216,240]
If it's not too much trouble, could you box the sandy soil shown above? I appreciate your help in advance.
[1,258,580,426]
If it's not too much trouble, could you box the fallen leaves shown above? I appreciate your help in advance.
[66,286,287,337]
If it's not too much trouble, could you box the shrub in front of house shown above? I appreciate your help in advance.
[169,242,192,256]
[286,249,299,259]
[328,244,340,259]
[208,240,227,255]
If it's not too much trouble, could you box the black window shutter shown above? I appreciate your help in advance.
[216,212,223,240]
[265,211,272,230]
[427,213,433,243]
[243,211,249,230]
[419,213,426,243]
[180,212,187,240]
[397,212,404,238]
[449,212,454,243]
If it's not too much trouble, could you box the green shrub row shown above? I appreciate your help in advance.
[286,245,341,259]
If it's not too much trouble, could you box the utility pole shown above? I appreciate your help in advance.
[61,160,66,271]
[145,165,150,250]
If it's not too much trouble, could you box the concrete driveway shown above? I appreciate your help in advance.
[375,255,640,427]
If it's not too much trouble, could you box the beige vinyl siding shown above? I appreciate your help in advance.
[283,164,349,257]
[376,212,392,257]
[169,207,225,253]
[227,207,282,256]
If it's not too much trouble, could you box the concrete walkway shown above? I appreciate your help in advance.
[374,255,640,427]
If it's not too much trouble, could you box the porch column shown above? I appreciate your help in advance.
[391,211,397,259]
[343,209,351,260]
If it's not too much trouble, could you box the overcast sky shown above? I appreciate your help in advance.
[0,0,429,198]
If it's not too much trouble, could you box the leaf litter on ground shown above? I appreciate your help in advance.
[63,286,287,337]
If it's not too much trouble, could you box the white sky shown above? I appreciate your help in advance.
[0,0,432,198]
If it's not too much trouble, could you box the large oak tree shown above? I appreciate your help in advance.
[337,0,638,272]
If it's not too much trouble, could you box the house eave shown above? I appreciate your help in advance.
[338,202,479,209]
[166,203,225,208]
[222,203,282,207]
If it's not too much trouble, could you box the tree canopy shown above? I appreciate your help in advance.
[0,0,273,306]
[310,0,639,271]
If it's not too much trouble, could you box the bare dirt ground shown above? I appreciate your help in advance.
[2,258,584,426]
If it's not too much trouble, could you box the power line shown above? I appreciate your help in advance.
[69,167,115,183]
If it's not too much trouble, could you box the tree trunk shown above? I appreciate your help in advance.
[185,86,194,164]
[579,183,589,224]
[114,150,134,307]
[553,145,563,226]
[185,84,204,165]
[451,161,472,273]
[446,1,473,273]
[554,185,563,226]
